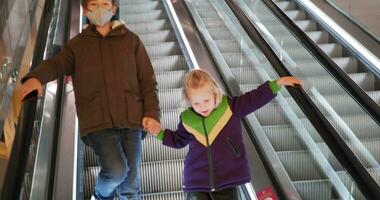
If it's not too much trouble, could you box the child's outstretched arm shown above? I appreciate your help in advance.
[231,76,302,118]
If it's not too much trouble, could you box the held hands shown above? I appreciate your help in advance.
[277,76,302,87]
[142,117,161,135]
[19,78,43,101]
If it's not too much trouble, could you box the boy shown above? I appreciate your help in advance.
[19,0,160,199]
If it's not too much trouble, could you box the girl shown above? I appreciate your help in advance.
[147,69,301,200]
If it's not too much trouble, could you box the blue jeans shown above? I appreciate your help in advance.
[82,128,142,200]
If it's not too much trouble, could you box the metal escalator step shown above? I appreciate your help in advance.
[292,180,333,200]
[84,159,184,198]
[151,55,187,72]
[139,30,176,45]
[290,57,357,75]
[263,114,380,154]
[264,125,308,151]
[141,160,184,193]
[277,150,326,181]
[294,20,317,32]
[119,1,162,13]
[317,138,380,170]
[300,73,376,92]
[230,68,278,84]
[160,109,183,130]
[284,10,306,20]
[120,10,167,24]
[126,19,171,34]
[306,31,329,43]
[142,135,188,162]
[277,42,342,58]
[300,114,380,141]
[254,103,293,126]
[318,43,343,58]
[262,94,372,117]
[121,0,158,5]
[275,1,296,10]
[366,90,380,105]
[145,42,181,57]
[158,88,183,110]
[332,57,359,73]
[142,191,185,200]
[156,70,187,89]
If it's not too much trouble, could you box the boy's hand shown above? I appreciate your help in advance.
[142,117,161,135]
[277,76,302,87]
[19,78,43,101]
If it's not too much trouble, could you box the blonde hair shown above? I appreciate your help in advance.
[182,69,223,107]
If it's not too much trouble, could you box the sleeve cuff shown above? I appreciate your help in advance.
[269,80,281,94]
[155,130,165,141]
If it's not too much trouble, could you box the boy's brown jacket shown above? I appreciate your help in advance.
[23,21,160,136]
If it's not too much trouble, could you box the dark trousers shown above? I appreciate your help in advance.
[186,187,240,200]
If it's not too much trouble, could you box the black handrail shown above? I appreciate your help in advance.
[226,0,380,199]
[262,0,380,126]
[1,92,38,200]
[0,0,58,198]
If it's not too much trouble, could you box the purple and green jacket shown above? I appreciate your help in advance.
[156,81,281,192]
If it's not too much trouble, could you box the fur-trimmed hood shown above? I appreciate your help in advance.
[81,20,129,37]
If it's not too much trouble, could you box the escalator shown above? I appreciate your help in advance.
[184,0,380,199]
[4,0,380,199]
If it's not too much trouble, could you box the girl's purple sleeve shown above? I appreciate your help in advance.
[156,119,193,149]
[230,81,277,118]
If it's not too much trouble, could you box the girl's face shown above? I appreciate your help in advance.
[187,85,216,117]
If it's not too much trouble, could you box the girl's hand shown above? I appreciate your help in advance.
[277,76,302,87]
[142,117,161,135]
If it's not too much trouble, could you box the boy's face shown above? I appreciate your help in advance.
[83,0,116,17]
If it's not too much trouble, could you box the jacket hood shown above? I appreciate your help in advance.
[81,20,129,38]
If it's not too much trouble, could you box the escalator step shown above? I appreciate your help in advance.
[119,1,162,13]
[139,30,176,45]
[292,179,333,200]
[277,150,327,181]
[156,70,187,89]
[120,10,167,24]
[146,42,182,57]
[126,20,171,34]
[151,55,187,72]
[142,191,185,200]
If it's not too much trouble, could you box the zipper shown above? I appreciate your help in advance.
[99,39,115,126]
[202,118,215,191]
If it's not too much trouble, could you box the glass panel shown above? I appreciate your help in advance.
[237,0,380,195]
[326,0,380,41]
[189,0,368,198]
[0,0,45,194]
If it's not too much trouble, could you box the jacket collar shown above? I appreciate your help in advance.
[181,96,232,147]
[82,20,128,38]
